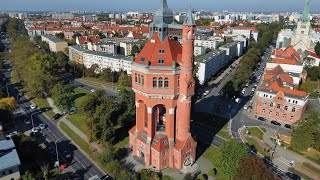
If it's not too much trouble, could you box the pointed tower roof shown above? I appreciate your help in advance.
[184,10,196,26]
[301,0,310,22]
[154,0,173,25]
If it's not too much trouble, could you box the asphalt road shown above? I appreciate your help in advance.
[2,63,105,179]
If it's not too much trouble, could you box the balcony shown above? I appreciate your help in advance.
[156,125,166,132]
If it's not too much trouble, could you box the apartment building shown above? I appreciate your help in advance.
[41,35,68,52]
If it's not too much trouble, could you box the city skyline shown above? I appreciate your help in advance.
[1,0,319,13]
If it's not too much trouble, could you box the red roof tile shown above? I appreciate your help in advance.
[134,32,182,66]
[306,50,320,59]
[151,134,169,151]
[267,81,307,97]
[271,58,298,65]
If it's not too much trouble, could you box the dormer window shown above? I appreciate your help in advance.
[158,59,165,64]
[162,140,168,145]
[153,139,158,144]
[159,50,165,54]
[140,57,145,62]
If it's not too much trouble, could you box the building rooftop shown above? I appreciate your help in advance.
[41,34,67,43]
[195,49,225,63]
[219,42,237,49]
[0,139,21,171]
[84,50,133,61]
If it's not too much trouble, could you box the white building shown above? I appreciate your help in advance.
[276,29,293,49]
[194,39,220,50]
[52,13,74,20]
[219,42,238,62]
[195,49,227,85]
[194,46,206,57]
[83,51,133,75]
[88,42,117,55]
[119,41,140,56]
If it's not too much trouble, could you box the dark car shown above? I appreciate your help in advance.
[258,117,267,122]
[284,124,292,129]
[285,172,301,180]
[52,113,61,120]
[63,150,72,159]
[271,120,281,126]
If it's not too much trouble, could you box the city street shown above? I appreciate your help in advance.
[2,63,105,179]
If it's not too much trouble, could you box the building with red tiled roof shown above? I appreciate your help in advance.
[254,65,308,124]
[272,46,301,61]
[76,35,101,45]
[129,0,197,171]
[304,50,320,67]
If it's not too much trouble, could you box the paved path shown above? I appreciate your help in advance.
[262,128,320,179]
[46,97,102,153]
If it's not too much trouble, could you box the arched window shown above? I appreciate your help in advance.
[177,76,180,87]
[153,77,157,88]
[164,78,169,88]
[138,74,141,84]
[135,73,137,83]
[141,75,144,86]
[159,78,163,88]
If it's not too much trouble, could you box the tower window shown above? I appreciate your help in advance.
[159,78,163,88]
[138,74,141,84]
[141,75,144,86]
[158,59,165,64]
[135,73,137,83]
[153,77,158,88]
[159,50,165,54]
[164,78,169,88]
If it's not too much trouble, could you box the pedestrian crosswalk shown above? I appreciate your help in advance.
[277,157,293,167]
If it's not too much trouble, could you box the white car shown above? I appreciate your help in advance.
[39,123,46,129]
[24,119,31,125]
[32,127,38,133]
[30,104,37,109]
[90,89,95,93]
[243,105,248,110]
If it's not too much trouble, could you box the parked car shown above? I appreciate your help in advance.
[24,119,31,125]
[284,124,292,129]
[90,89,95,93]
[30,104,37,109]
[62,110,69,115]
[52,113,62,120]
[63,150,72,159]
[39,123,47,129]
[258,117,267,122]
[30,131,39,137]
[271,120,281,126]
[32,127,39,133]
[243,105,248,110]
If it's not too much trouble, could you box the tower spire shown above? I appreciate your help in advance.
[301,0,310,22]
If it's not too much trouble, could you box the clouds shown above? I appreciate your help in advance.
[0,0,318,12]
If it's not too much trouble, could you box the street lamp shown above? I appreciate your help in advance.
[30,111,41,128]
[6,82,9,97]
[55,136,65,167]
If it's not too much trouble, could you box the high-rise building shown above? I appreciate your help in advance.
[129,0,197,171]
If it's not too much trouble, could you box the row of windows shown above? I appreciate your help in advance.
[261,109,295,121]
[264,102,296,112]
[263,94,299,104]
[135,74,145,86]
[153,78,169,88]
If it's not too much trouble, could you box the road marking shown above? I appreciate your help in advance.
[277,157,292,166]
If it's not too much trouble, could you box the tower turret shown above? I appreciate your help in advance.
[149,0,173,41]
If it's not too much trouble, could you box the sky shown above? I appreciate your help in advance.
[0,0,318,13]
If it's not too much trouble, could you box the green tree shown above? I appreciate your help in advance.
[291,111,320,151]
[131,45,140,56]
[118,72,132,87]
[0,42,4,52]
[55,32,65,40]
[39,164,50,180]
[216,140,250,179]
[100,67,113,82]
[22,170,36,180]
[306,67,320,81]
[235,156,278,180]
[315,42,320,57]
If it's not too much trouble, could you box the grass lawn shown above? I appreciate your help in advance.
[114,137,129,150]
[216,130,231,141]
[59,121,94,154]
[248,127,264,140]
[288,167,314,180]
[81,77,131,91]
[32,97,55,117]
[202,145,226,179]
[246,137,270,159]
[302,149,320,165]
[66,87,90,137]
[300,162,320,177]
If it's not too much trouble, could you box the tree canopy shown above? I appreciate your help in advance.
[291,111,320,152]
[235,155,279,180]
[315,42,320,57]
[216,140,250,179]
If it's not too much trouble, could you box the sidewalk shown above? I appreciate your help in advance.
[46,97,102,153]
[263,128,320,178]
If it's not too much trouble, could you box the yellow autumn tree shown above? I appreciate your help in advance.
[0,97,16,112]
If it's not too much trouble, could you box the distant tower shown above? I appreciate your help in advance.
[291,0,313,53]
[129,0,197,171]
